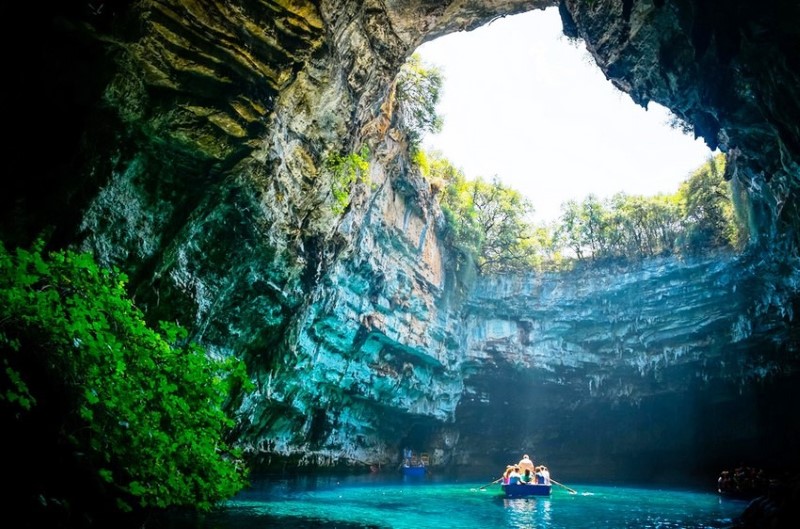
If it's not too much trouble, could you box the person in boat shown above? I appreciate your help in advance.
[502,465,514,485]
[508,465,523,485]
[521,468,534,484]
[534,466,545,484]
[518,454,535,474]
[540,465,551,485]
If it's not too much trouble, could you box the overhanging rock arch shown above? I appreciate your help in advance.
[1,0,798,474]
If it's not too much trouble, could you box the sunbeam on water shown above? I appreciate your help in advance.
[165,475,747,529]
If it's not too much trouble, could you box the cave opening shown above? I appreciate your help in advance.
[414,7,713,224]
[390,5,800,488]
[3,2,799,526]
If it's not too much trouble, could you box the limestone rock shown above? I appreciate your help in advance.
[2,0,799,478]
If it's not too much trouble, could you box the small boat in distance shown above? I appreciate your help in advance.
[402,464,426,477]
[502,483,551,497]
[400,448,428,477]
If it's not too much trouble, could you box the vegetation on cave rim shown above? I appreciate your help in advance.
[394,56,748,274]
[0,242,251,524]
[394,53,444,149]
[418,151,747,274]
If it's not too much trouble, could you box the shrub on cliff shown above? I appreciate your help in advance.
[677,153,747,252]
[438,168,540,274]
[0,241,249,526]
[394,53,443,148]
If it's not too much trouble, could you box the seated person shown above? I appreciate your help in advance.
[502,465,514,485]
[518,454,535,474]
[508,466,523,485]
[521,468,534,484]
[541,465,551,485]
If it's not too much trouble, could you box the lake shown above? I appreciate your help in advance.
[165,474,747,528]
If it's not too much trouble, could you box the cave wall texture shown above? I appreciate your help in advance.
[2,0,799,481]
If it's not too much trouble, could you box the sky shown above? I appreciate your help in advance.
[415,7,713,223]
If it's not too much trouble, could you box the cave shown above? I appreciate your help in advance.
[1,0,799,524]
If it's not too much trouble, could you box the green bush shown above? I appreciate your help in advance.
[0,241,249,524]
[325,146,370,214]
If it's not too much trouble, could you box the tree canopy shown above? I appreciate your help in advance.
[423,151,540,274]
[394,54,443,148]
[418,152,746,274]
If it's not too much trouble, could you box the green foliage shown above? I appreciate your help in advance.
[554,154,743,262]
[394,54,443,147]
[432,154,539,274]
[0,242,250,522]
[424,150,743,273]
[558,192,683,261]
[677,153,746,251]
[412,149,431,178]
[325,146,370,214]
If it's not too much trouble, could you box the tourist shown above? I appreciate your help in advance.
[518,453,535,474]
[521,468,534,484]
[508,466,523,485]
[403,447,412,466]
[502,465,514,485]
[541,465,551,485]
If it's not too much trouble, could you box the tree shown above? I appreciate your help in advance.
[678,154,742,251]
[471,177,538,273]
[581,194,607,259]
[558,199,585,260]
[437,169,539,274]
[559,191,684,262]
[394,54,443,147]
[0,242,250,526]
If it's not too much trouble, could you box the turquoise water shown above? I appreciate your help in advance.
[172,475,747,529]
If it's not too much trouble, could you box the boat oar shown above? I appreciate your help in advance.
[550,477,577,494]
[479,477,503,490]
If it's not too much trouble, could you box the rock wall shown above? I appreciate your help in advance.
[2,0,799,479]
[457,252,800,480]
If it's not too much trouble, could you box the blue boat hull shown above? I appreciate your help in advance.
[502,483,551,497]
[402,465,426,477]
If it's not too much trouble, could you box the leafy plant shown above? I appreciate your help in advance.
[431,153,539,274]
[422,150,742,273]
[394,54,443,147]
[0,241,250,524]
[325,146,370,214]
[677,153,745,251]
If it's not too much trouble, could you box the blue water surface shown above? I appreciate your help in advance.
[173,474,747,529]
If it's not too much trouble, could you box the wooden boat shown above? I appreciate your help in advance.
[502,483,552,497]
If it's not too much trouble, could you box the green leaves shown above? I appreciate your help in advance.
[431,153,539,274]
[677,153,746,251]
[0,241,249,521]
[325,146,370,214]
[394,54,443,147]
[555,154,743,262]
[424,151,742,273]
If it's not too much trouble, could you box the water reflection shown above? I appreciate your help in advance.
[503,497,552,528]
